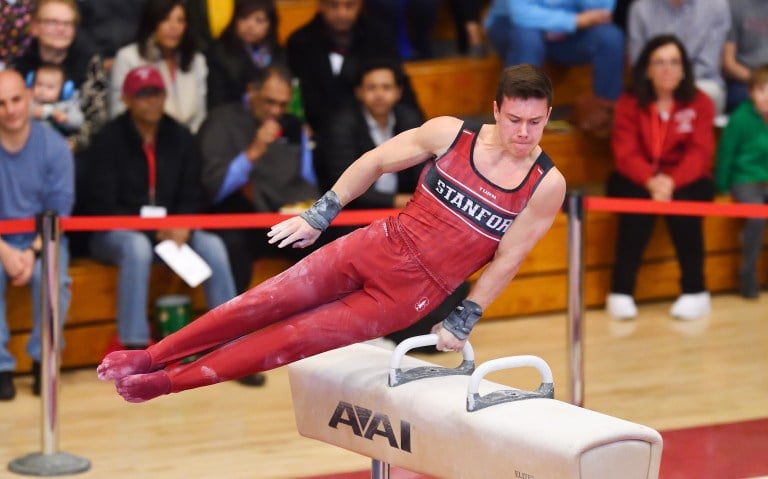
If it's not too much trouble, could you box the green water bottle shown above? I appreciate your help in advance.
[289,78,305,122]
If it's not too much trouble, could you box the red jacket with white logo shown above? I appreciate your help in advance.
[611,90,715,189]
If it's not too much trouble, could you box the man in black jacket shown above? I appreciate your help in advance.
[197,65,318,295]
[316,59,424,209]
[77,65,236,351]
[286,0,421,133]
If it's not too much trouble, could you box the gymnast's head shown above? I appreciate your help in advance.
[495,64,553,110]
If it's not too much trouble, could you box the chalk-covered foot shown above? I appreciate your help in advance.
[606,293,638,320]
[116,371,171,403]
[97,350,152,381]
[670,292,710,320]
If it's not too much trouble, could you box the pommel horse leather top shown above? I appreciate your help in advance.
[289,335,662,479]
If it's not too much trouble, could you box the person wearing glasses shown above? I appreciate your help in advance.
[11,0,108,152]
[605,35,715,321]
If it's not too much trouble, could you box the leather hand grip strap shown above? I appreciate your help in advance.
[442,299,483,340]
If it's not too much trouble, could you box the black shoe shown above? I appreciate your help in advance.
[32,361,41,396]
[0,371,16,400]
[236,373,267,387]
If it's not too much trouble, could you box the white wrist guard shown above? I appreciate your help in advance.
[300,191,342,231]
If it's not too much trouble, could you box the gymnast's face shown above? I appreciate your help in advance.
[493,96,550,159]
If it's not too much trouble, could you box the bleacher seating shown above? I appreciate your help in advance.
[5,0,764,373]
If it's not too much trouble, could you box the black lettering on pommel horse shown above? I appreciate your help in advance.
[288,334,663,479]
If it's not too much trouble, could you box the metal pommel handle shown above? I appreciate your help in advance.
[387,334,475,387]
[466,355,555,412]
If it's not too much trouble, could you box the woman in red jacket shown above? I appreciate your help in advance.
[606,34,715,321]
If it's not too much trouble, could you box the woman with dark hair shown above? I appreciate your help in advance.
[605,34,715,322]
[205,0,284,109]
[109,0,207,132]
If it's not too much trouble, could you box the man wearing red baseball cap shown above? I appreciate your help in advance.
[121,65,166,98]
[77,65,237,355]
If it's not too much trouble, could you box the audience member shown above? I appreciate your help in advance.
[316,59,423,208]
[12,0,108,152]
[29,62,84,136]
[110,0,208,133]
[606,35,715,321]
[484,0,625,137]
[447,0,487,57]
[715,65,768,298]
[365,0,440,60]
[628,0,731,114]
[205,0,284,110]
[721,0,768,112]
[0,0,36,66]
[198,65,317,295]
[0,69,73,400]
[286,0,420,133]
[78,65,236,350]
[315,58,472,348]
[75,0,148,72]
[612,0,636,32]
[185,0,235,54]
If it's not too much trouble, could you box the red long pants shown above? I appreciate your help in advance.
[146,218,450,393]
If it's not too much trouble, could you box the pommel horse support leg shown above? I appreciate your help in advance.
[289,335,662,479]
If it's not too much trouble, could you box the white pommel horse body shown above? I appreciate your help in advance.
[289,335,663,479]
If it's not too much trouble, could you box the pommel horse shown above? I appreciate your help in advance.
[289,335,662,479]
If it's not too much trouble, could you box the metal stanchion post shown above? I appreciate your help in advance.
[565,192,585,407]
[9,211,90,476]
[371,459,390,479]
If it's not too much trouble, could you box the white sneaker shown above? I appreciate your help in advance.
[670,292,711,320]
[606,293,638,320]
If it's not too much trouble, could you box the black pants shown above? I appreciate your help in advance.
[606,172,714,295]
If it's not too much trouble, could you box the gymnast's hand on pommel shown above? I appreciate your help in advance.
[267,216,321,249]
[431,322,467,352]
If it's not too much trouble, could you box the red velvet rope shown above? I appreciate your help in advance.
[1,198,768,235]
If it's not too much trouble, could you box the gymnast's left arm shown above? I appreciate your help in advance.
[435,168,567,351]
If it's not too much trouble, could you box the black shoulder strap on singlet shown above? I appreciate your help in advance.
[461,119,484,134]
[536,150,555,172]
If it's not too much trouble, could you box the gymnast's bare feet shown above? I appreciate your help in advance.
[116,371,171,403]
[97,350,153,380]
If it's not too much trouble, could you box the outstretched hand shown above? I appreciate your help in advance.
[267,216,322,249]
[431,322,467,352]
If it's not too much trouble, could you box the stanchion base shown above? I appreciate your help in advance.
[8,452,91,476]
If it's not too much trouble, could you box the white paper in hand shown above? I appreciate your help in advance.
[154,240,212,288]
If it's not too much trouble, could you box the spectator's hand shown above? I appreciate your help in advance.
[1,247,34,286]
[430,322,467,353]
[576,10,612,29]
[646,174,674,202]
[51,109,68,125]
[245,118,282,162]
[267,216,321,249]
[157,228,190,247]
[31,104,45,120]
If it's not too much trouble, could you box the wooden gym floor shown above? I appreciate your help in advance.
[1,293,766,478]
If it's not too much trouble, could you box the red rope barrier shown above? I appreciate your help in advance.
[2,197,767,236]
[0,209,400,234]
[584,197,768,218]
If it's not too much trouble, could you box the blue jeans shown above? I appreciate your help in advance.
[731,183,768,284]
[89,230,236,345]
[0,234,71,372]
[486,18,625,100]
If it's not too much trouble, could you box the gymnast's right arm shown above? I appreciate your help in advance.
[267,116,463,248]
